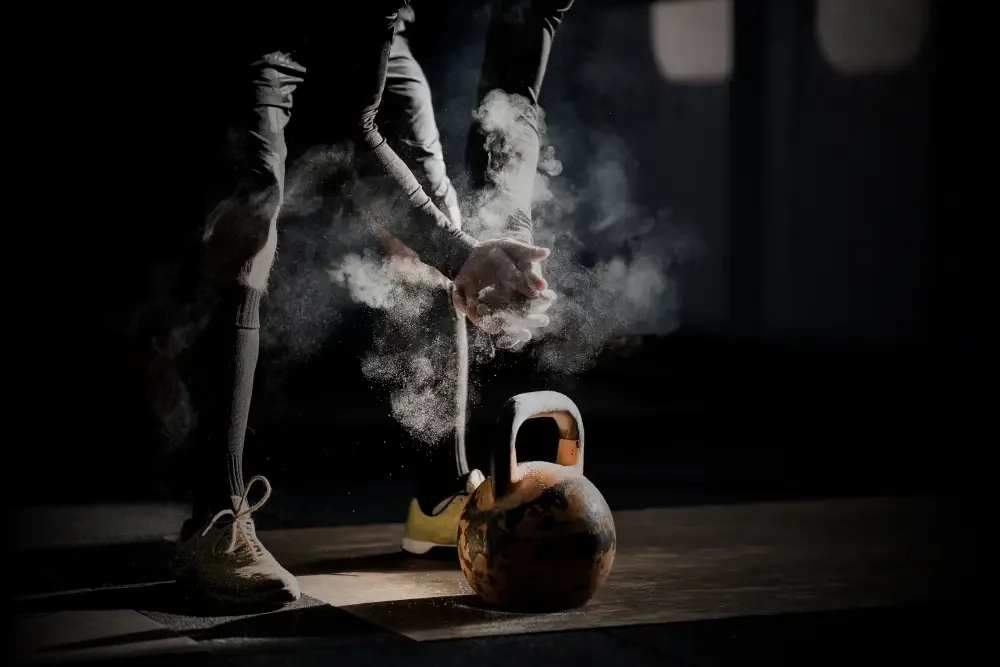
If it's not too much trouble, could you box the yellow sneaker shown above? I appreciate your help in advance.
[401,470,485,555]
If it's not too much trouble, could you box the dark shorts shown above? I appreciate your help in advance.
[193,4,409,288]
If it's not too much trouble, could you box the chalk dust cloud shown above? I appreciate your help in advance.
[137,86,700,452]
[462,90,699,375]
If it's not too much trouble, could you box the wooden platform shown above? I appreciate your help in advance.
[11,495,980,664]
[262,496,965,641]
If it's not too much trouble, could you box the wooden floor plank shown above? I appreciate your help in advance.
[267,497,964,641]
[11,609,204,664]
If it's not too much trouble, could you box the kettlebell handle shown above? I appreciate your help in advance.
[493,391,584,497]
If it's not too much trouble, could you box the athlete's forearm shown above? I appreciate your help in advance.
[351,7,478,278]
[469,0,575,247]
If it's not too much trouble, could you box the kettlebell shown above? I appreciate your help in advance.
[457,391,616,611]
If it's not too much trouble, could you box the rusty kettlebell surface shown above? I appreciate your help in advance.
[457,391,617,611]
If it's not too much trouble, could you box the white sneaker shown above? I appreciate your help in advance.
[174,476,300,605]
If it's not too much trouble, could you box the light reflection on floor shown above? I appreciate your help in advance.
[12,496,969,657]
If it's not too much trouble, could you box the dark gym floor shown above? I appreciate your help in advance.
[8,336,987,666]
[9,492,989,666]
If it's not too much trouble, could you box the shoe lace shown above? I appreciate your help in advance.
[200,475,272,561]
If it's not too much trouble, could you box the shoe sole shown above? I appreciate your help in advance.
[401,537,455,555]
[201,586,300,606]
[174,563,300,606]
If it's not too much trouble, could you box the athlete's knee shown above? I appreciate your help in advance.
[203,122,290,285]
[201,170,283,289]
[239,215,279,291]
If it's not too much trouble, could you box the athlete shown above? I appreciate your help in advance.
[174,0,574,605]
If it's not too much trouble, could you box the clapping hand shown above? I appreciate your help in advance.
[452,240,556,350]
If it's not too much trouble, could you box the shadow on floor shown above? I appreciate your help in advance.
[15,603,986,667]
[13,582,288,619]
[18,593,396,657]
[290,548,458,577]
[341,592,568,632]
[11,540,465,598]
[11,540,178,597]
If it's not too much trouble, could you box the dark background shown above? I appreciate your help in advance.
[16,0,970,513]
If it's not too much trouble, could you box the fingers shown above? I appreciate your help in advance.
[471,310,551,345]
[498,239,551,266]
[454,279,503,332]
[474,294,505,334]
[485,305,551,349]
[477,289,554,328]
[506,245,548,292]
[475,285,500,310]
[477,276,551,313]
[496,266,542,300]
[455,286,493,331]
[528,261,548,291]
[477,284,516,311]
[469,300,501,333]
[477,314,504,335]
[495,253,539,299]
[529,289,557,314]
[497,311,550,330]
[496,328,532,350]
[479,309,545,338]
[527,269,547,292]
[503,337,529,352]
[453,239,556,340]
[455,241,548,300]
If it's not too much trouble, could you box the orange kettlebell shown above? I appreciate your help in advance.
[457,391,616,611]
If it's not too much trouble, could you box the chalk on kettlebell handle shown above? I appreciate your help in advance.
[457,391,617,611]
